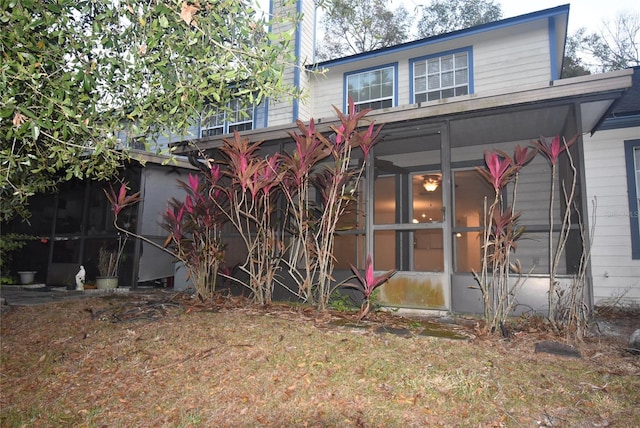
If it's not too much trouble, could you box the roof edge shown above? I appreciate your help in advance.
[308,4,570,69]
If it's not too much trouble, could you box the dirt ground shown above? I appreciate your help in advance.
[1,291,638,427]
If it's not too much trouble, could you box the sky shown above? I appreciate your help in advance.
[396,0,640,34]
[258,1,639,35]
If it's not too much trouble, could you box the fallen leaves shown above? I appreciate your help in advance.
[180,2,199,27]
[12,111,27,127]
[0,294,639,427]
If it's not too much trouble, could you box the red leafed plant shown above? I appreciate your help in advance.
[215,131,286,305]
[344,254,396,320]
[104,175,227,301]
[104,100,383,309]
[104,183,141,216]
[473,145,535,334]
[279,98,384,310]
[532,134,581,333]
[161,170,228,300]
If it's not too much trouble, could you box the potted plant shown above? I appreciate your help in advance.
[17,270,38,285]
[96,236,126,289]
[1,234,40,285]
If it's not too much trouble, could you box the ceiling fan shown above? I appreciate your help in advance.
[420,174,442,192]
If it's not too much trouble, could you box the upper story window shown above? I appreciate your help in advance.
[201,99,254,137]
[412,48,470,103]
[346,64,396,112]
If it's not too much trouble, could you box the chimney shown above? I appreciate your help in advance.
[267,0,317,124]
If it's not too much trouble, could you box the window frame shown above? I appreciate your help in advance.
[409,47,473,104]
[624,139,640,259]
[200,99,255,137]
[344,63,398,112]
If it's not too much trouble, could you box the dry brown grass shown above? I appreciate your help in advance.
[1,292,638,427]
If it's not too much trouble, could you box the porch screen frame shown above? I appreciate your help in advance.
[624,139,640,259]
[365,123,452,276]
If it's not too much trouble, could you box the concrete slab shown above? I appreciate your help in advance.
[0,285,138,308]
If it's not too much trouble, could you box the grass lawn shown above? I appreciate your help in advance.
[1,292,638,427]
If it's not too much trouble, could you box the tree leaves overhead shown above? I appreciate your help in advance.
[1,0,301,221]
[416,0,502,38]
[316,0,412,61]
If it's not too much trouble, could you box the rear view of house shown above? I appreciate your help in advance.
[7,1,637,313]
[170,1,635,313]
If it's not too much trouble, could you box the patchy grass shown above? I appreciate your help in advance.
[1,293,638,427]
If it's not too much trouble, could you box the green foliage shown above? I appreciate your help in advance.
[562,33,592,78]
[416,0,502,38]
[316,0,413,61]
[328,291,357,312]
[0,233,32,273]
[1,0,300,222]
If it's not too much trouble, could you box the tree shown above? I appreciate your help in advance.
[1,0,300,222]
[417,0,502,38]
[572,11,640,73]
[315,0,412,61]
[562,32,592,78]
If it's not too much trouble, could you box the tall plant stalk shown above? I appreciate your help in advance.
[106,101,382,308]
[532,135,578,331]
[217,135,286,305]
[313,147,363,310]
[280,119,331,304]
[309,101,381,310]
[474,146,535,333]
[553,197,596,341]
[281,101,382,310]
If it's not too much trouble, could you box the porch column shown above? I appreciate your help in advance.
[441,120,453,310]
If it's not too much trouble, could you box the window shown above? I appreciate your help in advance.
[624,140,640,259]
[346,65,395,112]
[201,99,254,137]
[412,49,470,103]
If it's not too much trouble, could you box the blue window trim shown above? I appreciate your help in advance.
[262,101,269,129]
[343,62,398,112]
[624,139,640,259]
[292,0,302,122]
[409,46,474,104]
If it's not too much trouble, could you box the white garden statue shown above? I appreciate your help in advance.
[75,265,86,291]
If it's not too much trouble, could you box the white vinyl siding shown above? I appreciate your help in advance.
[308,19,553,120]
[472,21,552,95]
[584,128,640,305]
[632,146,640,240]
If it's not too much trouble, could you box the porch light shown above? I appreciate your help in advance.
[423,176,440,192]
